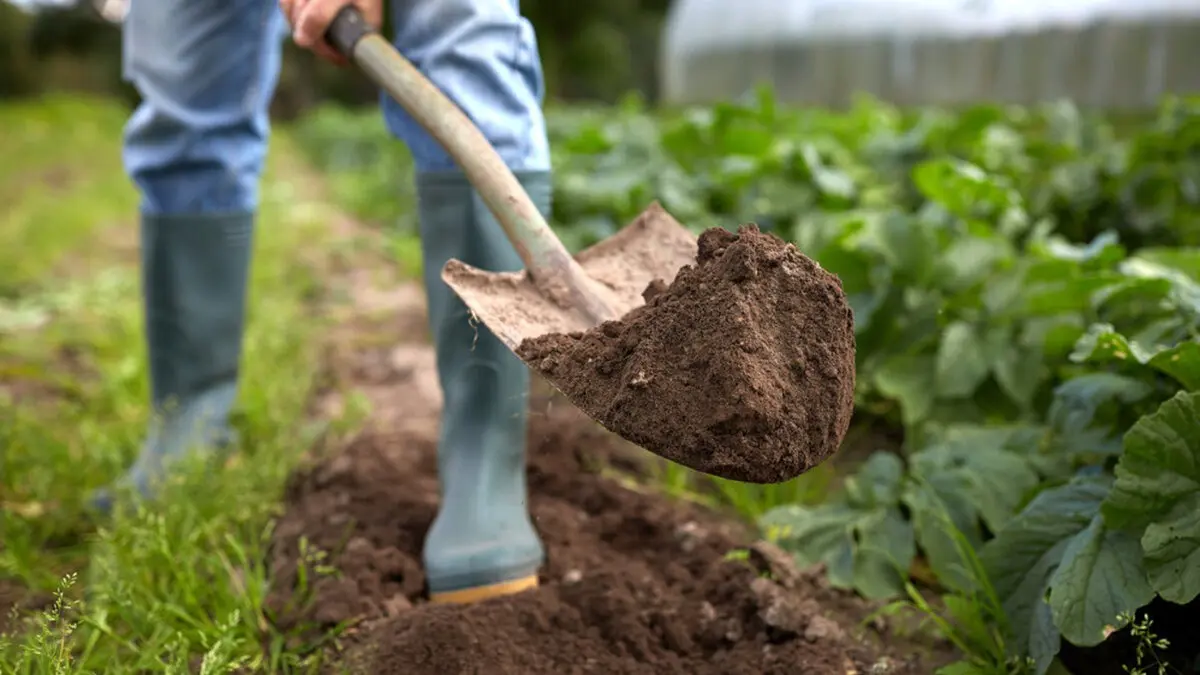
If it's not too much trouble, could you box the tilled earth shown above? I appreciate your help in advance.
[264,282,944,675]
[0,579,49,639]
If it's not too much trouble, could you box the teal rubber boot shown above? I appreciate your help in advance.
[416,170,548,604]
[91,212,253,514]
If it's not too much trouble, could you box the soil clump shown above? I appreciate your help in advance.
[516,225,857,484]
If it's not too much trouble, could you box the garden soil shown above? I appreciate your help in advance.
[516,225,857,484]
[265,275,939,675]
[0,579,49,638]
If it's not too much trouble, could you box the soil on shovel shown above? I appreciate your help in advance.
[516,225,857,484]
[265,288,942,674]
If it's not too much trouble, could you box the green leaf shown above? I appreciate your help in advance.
[938,236,1013,291]
[854,509,916,599]
[913,158,1018,220]
[980,477,1116,673]
[936,321,991,399]
[987,325,1046,410]
[905,437,1039,592]
[1071,323,1200,390]
[904,483,972,592]
[760,454,913,600]
[1047,516,1155,646]
[911,439,1039,535]
[760,501,913,600]
[1070,325,1160,364]
[800,143,856,200]
[842,447,905,508]
[1048,373,1154,437]
[982,263,1028,315]
[874,354,936,428]
[1019,277,1120,315]
[1024,317,1088,362]
[1092,277,1173,319]
[1120,256,1200,312]
[857,211,938,280]
[1139,493,1200,604]
[1133,247,1200,282]
[1041,231,1124,266]
[1102,391,1200,603]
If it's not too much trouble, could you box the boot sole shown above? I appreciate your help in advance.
[428,575,538,604]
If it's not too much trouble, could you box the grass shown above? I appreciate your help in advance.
[0,94,370,672]
[0,99,136,298]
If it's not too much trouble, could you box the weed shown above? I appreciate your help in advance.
[870,490,1032,675]
[1119,611,1174,675]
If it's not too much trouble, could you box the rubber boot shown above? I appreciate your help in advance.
[91,212,253,514]
[416,170,549,604]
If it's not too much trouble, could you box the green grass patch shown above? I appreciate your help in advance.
[0,96,138,297]
[0,95,363,672]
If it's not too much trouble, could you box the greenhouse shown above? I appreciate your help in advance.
[660,0,1200,108]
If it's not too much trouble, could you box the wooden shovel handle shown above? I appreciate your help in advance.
[324,6,619,324]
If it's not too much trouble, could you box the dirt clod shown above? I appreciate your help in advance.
[516,225,857,484]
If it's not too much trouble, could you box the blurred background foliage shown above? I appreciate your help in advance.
[0,0,672,115]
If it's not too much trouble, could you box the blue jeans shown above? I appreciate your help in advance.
[121,0,552,215]
[116,0,550,589]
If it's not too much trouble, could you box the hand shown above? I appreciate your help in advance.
[280,0,383,66]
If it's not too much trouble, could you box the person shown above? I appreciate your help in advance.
[93,0,551,605]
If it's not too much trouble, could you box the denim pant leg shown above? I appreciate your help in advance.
[94,0,288,512]
[121,0,288,215]
[381,0,551,174]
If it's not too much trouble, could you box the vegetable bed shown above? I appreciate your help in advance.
[295,90,1200,675]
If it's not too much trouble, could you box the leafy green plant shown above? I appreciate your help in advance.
[874,525,1034,675]
[763,254,1199,672]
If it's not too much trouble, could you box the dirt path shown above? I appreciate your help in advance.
[264,221,948,673]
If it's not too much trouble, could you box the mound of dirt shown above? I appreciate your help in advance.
[264,307,937,674]
[268,401,926,674]
[516,225,857,484]
[259,249,942,674]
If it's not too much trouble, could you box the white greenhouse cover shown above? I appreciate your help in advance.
[660,0,1200,108]
[664,0,1200,53]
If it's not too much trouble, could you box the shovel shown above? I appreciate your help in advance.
[325,9,697,359]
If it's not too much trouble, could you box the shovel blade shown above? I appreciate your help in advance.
[441,202,697,352]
